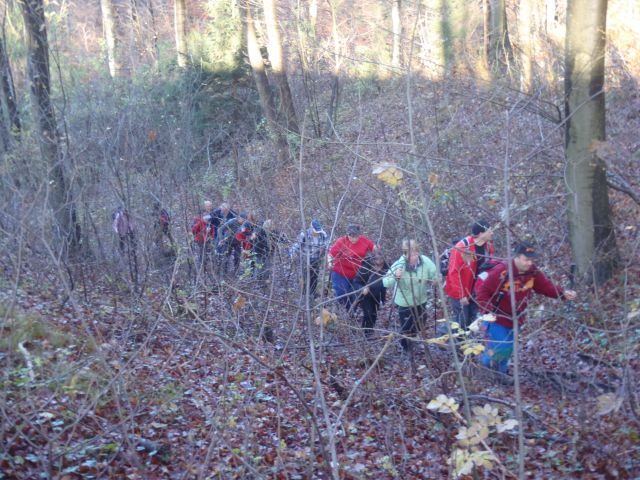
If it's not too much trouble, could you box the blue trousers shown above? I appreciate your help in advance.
[480,322,514,374]
[331,271,357,312]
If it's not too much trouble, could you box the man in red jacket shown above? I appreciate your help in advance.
[444,220,495,331]
[476,241,577,374]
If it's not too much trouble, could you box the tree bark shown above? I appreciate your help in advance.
[517,0,533,91]
[565,0,618,284]
[391,0,401,68]
[20,0,79,250]
[244,1,288,163]
[100,0,121,77]
[488,0,512,68]
[0,33,20,144]
[262,0,299,134]
[174,0,188,67]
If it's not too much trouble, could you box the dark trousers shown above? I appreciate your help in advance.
[398,303,427,351]
[360,295,381,336]
[304,259,321,297]
[449,297,478,330]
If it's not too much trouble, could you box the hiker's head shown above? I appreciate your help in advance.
[371,251,386,269]
[238,211,248,223]
[311,219,323,235]
[513,241,538,272]
[472,219,493,242]
[219,202,230,215]
[402,239,420,264]
[262,219,273,231]
[203,200,213,212]
[346,224,361,242]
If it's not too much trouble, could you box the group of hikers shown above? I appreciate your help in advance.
[289,216,577,379]
[114,200,578,380]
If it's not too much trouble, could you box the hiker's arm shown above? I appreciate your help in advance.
[533,271,565,299]
[476,266,503,312]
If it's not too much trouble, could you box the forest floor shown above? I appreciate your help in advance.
[1,251,639,479]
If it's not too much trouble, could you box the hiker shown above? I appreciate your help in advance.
[211,202,237,237]
[153,201,175,251]
[191,200,216,274]
[250,219,281,282]
[327,224,376,313]
[112,207,135,253]
[289,219,329,298]
[476,241,577,375]
[354,251,388,337]
[217,211,248,273]
[383,239,437,352]
[443,219,495,331]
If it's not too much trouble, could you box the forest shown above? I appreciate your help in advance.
[0,0,639,478]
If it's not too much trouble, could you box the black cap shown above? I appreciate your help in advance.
[472,219,491,236]
[514,241,539,258]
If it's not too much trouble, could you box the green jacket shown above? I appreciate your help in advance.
[383,255,437,307]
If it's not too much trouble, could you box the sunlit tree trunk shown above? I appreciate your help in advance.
[565,0,618,284]
[518,0,533,91]
[391,0,401,68]
[20,0,79,250]
[147,0,160,70]
[100,0,121,77]
[0,33,20,144]
[174,0,188,67]
[325,0,341,135]
[244,2,288,163]
[482,0,490,65]
[489,0,512,68]
[262,0,299,134]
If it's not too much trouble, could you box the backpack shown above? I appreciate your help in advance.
[439,237,469,276]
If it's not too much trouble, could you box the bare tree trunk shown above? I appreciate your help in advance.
[482,0,491,66]
[325,0,341,135]
[391,0,401,68]
[489,0,512,68]
[174,0,188,67]
[262,0,299,134]
[147,0,160,70]
[244,1,288,164]
[20,0,79,250]
[565,0,618,284]
[0,31,20,143]
[100,0,121,77]
[518,0,533,91]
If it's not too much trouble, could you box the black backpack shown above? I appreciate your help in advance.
[439,237,469,276]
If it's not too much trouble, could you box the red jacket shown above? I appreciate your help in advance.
[329,235,375,279]
[192,215,215,244]
[476,261,565,329]
[235,228,253,251]
[444,237,495,300]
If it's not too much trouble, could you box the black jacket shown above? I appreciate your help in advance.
[354,254,388,304]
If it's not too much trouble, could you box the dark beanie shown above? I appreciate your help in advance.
[472,219,490,236]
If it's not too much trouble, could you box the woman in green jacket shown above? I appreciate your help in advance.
[383,239,437,352]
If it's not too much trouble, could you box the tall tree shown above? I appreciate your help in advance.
[100,0,121,77]
[391,0,401,68]
[174,0,188,67]
[20,0,79,249]
[0,32,20,144]
[244,1,288,163]
[565,0,618,284]
[488,0,512,68]
[262,0,299,134]
[517,0,533,91]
